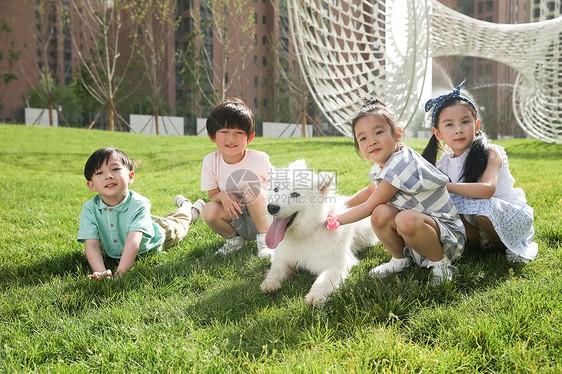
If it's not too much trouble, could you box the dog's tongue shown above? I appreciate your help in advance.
[265,216,291,249]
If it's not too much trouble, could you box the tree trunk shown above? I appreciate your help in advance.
[48,106,54,127]
[108,106,115,132]
[155,110,160,135]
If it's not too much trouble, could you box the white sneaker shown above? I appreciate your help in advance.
[215,236,244,255]
[370,257,412,278]
[256,233,273,258]
[191,199,205,221]
[174,195,191,208]
[428,258,453,286]
[506,250,530,264]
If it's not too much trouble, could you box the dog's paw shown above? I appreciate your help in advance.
[304,290,328,306]
[260,278,282,293]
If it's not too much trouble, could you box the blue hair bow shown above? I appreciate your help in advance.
[425,80,477,127]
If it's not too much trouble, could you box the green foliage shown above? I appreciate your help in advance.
[0,18,22,106]
[0,124,561,372]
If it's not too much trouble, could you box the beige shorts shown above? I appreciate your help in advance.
[152,204,192,249]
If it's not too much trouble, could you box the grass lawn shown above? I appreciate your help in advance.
[0,123,561,373]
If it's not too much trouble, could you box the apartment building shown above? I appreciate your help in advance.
[0,1,89,122]
[0,0,292,125]
[530,0,561,20]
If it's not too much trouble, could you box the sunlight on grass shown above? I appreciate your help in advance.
[0,124,561,372]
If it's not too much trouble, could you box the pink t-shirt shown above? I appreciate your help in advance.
[201,149,272,198]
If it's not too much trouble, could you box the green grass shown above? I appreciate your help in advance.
[1,124,561,373]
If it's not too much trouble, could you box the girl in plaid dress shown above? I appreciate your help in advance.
[327,99,466,285]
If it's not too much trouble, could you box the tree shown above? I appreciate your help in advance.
[71,0,139,131]
[0,18,22,122]
[131,0,177,135]
[178,0,255,115]
[24,0,71,127]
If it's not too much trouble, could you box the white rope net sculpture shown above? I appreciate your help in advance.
[289,0,562,143]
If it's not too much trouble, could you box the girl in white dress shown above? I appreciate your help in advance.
[422,81,538,263]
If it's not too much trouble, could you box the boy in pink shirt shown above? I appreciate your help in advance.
[200,98,274,258]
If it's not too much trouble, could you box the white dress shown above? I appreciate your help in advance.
[436,144,538,261]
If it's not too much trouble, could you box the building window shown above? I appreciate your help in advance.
[254,12,258,24]
[263,56,267,66]
[225,73,229,84]
[263,15,266,24]
[486,1,493,12]
[254,76,259,87]
[254,55,258,65]
[254,97,259,107]
[263,35,267,45]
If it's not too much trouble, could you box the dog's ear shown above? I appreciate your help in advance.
[288,159,307,170]
[317,171,335,195]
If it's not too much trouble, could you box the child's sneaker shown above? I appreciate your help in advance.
[256,233,273,258]
[191,199,205,221]
[428,257,453,286]
[506,249,530,264]
[174,195,191,208]
[215,236,244,255]
[370,256,412,278]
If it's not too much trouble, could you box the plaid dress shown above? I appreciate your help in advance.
[369,146,466,263]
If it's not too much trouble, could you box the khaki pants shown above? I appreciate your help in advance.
[152,204,192,250]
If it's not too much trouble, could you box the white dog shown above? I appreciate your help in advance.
[261,160,378,306]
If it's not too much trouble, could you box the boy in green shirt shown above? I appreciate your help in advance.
[78,147,204,278]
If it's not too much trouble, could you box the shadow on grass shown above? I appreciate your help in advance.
[0,250,93,288]
[0,237,533,358]
[146,243,530,357]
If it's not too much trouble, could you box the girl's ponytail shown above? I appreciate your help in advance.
[421,133,440,165]
[463,131,489,183]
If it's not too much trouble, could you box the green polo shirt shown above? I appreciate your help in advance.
[77,190,164,259]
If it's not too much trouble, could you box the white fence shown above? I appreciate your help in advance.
[25,108,58,127]
[197,119,313,138]
[129,114,184,135]
[262,122,313,138]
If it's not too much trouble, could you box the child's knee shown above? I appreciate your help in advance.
[201,201,221,223]
[246,189,267,206]
[394,211,422,236]
[371,204,396,229]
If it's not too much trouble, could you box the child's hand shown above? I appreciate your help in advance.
[221,191,243,220]
[326,214,340,230]
[88,269,113,279]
